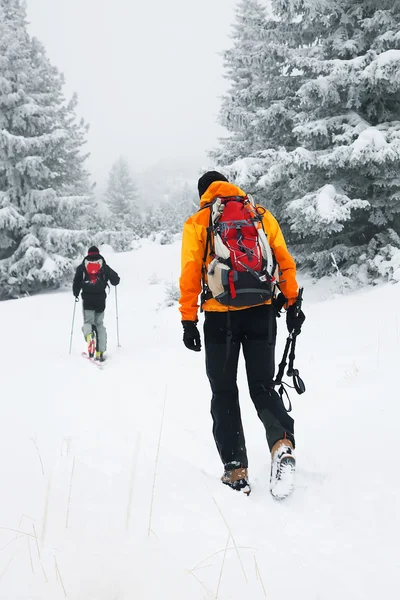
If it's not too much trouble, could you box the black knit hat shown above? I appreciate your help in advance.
[198,171,229,198]
[88,246,100,255]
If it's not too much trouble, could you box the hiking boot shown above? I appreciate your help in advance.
[270,438,296,500]
[221,462,251,495]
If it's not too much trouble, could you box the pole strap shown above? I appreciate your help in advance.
[275,332,306,411]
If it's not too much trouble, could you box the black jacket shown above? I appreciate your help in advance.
[73,253,120,312]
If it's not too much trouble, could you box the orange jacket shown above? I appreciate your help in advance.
[179,181,299,322]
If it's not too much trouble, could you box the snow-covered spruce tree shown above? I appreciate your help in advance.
[0,0,91,299]
[212,0,271,165]
[141,204,162,237]
[213,0,400,282]
[261,0,400,280]
[162,181,197,234]
[142,179,197,240]
[211,0,309,217]
[177,182,198,222]
[105,157,143,234]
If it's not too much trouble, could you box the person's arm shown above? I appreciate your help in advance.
[72,264,84,297]
[263,211,298,306]
[179,219,204,322]
[105,265,120,286]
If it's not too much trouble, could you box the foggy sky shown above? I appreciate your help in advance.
[25,0,238,185]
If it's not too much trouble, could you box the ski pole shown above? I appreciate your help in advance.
[115,286,121,348]
[275,334,292,386]
[69,297,79,355]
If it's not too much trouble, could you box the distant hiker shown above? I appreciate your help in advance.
[73,246,120,362]
[179,171,305,498]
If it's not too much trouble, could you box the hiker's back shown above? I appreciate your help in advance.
[82,257,107,295]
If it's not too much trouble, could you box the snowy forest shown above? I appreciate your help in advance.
[2,0,400,298]
[0,0,196,299]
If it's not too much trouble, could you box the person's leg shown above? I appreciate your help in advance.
[241,305,295,450]
[204,311,246,467]
[94,311,107,353]
[82,310,95,341]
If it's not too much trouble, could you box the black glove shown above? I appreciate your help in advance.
[182,320,201,352]
[286,304,305,334]
[272,293,287,315]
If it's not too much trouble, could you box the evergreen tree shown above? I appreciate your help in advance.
[212,0,270,165]
[214,0,400,282]
[268,0,400,277]
[0,0,91,298]
[105,157,142,233]
[142,204,161,237]
[176,182,197,222]
[164,180,197,232]
[211,0,305,217]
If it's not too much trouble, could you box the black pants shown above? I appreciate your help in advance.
[204,305,295,468]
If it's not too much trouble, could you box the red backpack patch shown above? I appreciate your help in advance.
[86,261,101,284]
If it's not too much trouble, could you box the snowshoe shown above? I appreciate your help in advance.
[82,352,103,367]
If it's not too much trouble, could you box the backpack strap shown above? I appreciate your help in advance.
[199,202,216,308]
[243,199,277,277]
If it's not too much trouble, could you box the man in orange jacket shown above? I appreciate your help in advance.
[179,171,305,497]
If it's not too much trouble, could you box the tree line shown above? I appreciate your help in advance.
[2,0,400,299]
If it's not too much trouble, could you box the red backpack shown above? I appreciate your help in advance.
[201,195,277,307]
[82,259,107,293]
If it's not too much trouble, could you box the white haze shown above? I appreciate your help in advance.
[25,0,242,186]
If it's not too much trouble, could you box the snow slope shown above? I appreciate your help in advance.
[0,239,399,600]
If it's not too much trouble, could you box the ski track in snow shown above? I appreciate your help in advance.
[0,239,399,599]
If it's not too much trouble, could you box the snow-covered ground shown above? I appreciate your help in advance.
[0,239,399,600]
